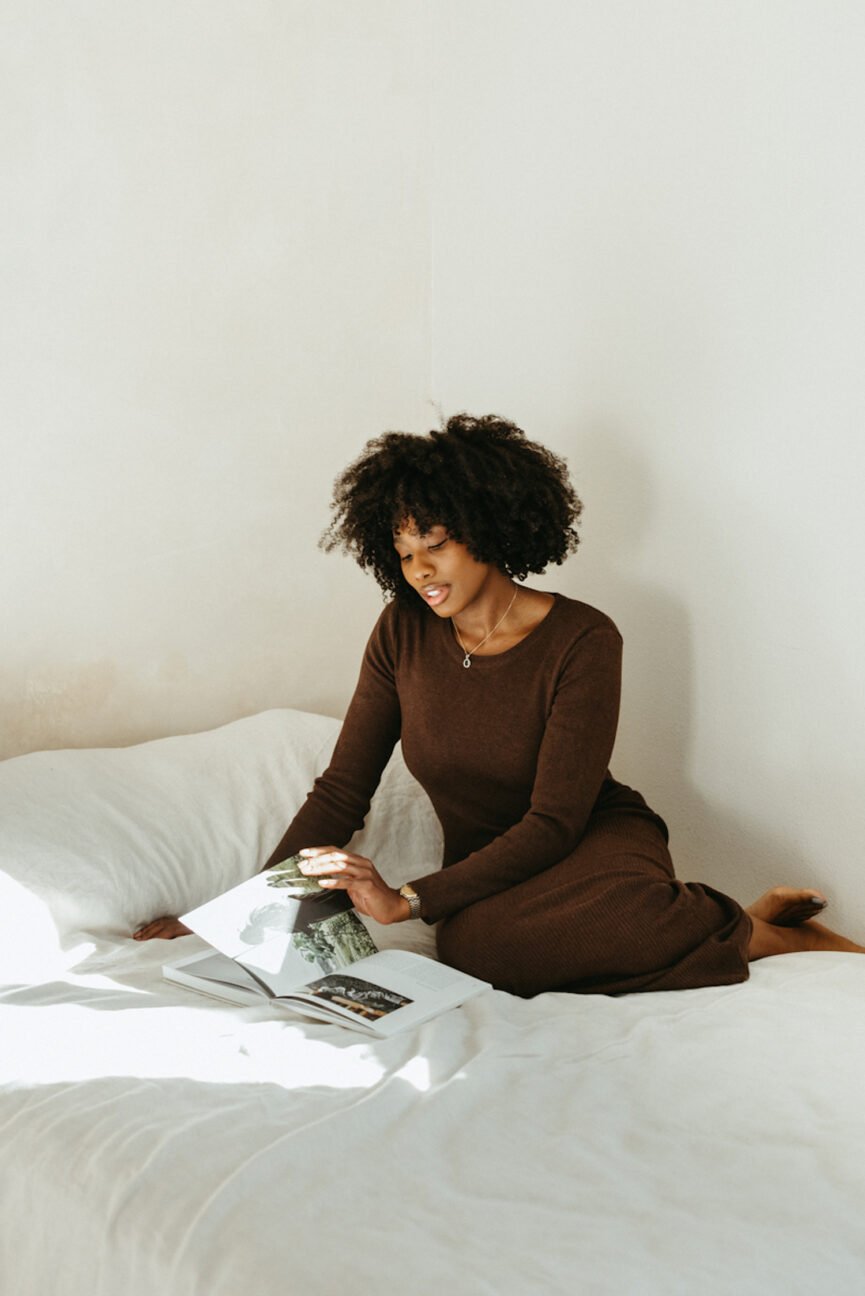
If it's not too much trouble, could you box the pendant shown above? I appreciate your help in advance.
[462,654,472,668]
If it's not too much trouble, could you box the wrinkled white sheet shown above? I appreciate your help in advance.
[3,939,865,1296]
[2,711,865,1294]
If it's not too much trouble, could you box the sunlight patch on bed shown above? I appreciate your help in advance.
[394,1054,432,1092]
[65,973,153,996]
[0,874,63,981]
[1,999,392,1091]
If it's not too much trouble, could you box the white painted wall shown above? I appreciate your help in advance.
[3,2,864,923]
[1,0,432,756]
[430,0,865,923]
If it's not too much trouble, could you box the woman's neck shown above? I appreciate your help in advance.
[451,573,518,648]
[452,582,556,658]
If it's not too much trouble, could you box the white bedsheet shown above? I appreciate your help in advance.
[2,710,864,1294]
[3,940,865,1296]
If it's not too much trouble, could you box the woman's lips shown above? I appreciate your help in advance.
[421,584,451,608]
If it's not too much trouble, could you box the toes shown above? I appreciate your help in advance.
[772,897,828,927]
[746,888,828,927]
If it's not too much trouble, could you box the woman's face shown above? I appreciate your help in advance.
[393,522,495,617]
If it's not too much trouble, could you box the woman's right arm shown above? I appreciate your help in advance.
[262,605,402,868]
[133,605,402,939]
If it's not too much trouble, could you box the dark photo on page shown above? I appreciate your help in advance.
[302,974,412,1020]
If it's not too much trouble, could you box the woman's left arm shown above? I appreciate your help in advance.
[409,622,624,924]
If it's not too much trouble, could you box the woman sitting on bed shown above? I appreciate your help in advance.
[135,414,865,991]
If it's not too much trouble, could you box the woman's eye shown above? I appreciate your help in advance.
[428,539,447,552]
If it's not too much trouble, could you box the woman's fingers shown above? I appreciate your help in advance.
[312,865,367,888]
[299,846,349,862]
[295,847,404,924]
[298,848,372,876]
[302,857,348,874]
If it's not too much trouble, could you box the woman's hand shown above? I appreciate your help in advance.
[298,847,410,925]
[133,917,192,941]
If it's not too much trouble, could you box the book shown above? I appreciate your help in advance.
[162,856,491,1037]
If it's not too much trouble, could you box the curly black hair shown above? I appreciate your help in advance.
[320,412,583,602]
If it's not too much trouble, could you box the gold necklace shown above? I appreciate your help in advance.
[453,586,519,668]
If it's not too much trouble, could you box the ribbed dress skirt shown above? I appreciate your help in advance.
[436,811,753,997]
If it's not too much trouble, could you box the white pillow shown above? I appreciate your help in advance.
[0,709,442,964]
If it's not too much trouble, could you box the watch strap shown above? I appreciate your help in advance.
[399,884,422,920]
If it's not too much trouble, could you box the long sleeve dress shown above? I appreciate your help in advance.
[271,593,753,996]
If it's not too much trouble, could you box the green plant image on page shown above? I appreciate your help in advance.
[266,853,325,897]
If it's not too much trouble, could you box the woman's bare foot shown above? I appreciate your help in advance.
[133,916,191,940]
[748,915,865,960]
[746,886,828,927]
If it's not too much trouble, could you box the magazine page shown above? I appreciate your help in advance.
[163,950,268,1006]
[283,948,491,1037]
[181,862,378,997]
[163,947,491,1035]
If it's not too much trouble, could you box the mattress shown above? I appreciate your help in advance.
[2,710,864,1295]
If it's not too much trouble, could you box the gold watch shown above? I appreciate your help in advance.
[399,884,422,920]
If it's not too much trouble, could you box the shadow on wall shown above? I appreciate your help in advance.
[575,426,820,907]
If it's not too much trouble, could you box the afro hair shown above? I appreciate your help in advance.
[320,412,583,601]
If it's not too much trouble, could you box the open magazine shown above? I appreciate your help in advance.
[162,855,491,1037]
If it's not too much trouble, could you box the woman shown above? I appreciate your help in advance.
[136,414,865,992]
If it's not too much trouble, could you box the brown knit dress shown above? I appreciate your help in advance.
[275,594,753,996]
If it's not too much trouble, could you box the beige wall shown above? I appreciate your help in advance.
[4,2,865,921]
[429,0,865,924]
[1,0,432,755]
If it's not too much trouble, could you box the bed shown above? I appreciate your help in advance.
[2,708,864,1295]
